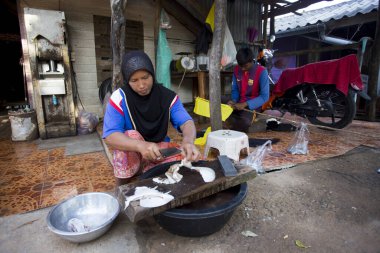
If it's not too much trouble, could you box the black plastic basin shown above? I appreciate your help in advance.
[140,161,248,237]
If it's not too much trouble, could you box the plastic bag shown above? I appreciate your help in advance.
[221,25,237,69]
[287,122,309,155]
[160,9,171,29]
[205,3,236,69]
[67,218,90,232]
[77,110,99,135]
[239,140,272,174]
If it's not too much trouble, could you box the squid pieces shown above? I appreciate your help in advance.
[153,160,215,184]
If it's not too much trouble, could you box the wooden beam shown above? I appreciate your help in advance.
[269,5,275,49]
[154,0,161,64]
[17,0,34,108]
[209,0,226,131]
[161,0,203,36]
[264,0,324,18]
[275,43,360,57]
[263,4,269,47]
[175,0,207,23]
[22,9,47,138]
[252,0,292,5]
[61,42,77,136]
[367,0,380,121]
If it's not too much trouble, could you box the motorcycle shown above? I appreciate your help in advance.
[259,49,370,129]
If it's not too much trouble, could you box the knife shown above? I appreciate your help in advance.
[159,147,182,158]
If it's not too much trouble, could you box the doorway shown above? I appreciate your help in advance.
[0,0,26,115]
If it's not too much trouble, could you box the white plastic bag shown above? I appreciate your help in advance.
[239,140,272,174]
[77,110,99,135]
[221,25,237,69]
[287,122,309,155]
[67,218,90,232]
[160,9,171,29]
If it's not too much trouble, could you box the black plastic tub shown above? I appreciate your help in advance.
[140,161,248,237]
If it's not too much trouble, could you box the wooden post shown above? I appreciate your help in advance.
[110,0,128,91]
[209,0,226,131]
[197,71,206,98]
[263,4,268,48]
[154,0,162,65]
[61,44,77,135]
[21,8,47,138]
[269,5,275,49]
[16,1,34,108]
[367,0,380,121]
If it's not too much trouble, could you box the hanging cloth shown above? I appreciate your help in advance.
[155,9,172,89]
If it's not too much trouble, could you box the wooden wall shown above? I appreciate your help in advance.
[19,0,196,116]
[93,15,144,88]
[165,12,196,104]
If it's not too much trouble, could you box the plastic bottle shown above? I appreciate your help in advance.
[52,95,58,106]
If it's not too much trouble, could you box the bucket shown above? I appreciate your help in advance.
[196,55,209,71]
[8,110,38,141]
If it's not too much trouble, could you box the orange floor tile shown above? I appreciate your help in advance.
[0,137,115,217]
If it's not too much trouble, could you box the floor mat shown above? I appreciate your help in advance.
[249,138,280,147]
[36,132,104,155]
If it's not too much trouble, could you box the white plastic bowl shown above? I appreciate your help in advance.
[46,192,120,243]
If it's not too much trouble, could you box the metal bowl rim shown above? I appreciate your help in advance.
[46,192,120,236]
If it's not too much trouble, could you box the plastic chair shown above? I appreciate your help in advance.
[204,130,250,161]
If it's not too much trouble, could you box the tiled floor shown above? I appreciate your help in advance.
[0,114,379,217]
[0,118,115,216]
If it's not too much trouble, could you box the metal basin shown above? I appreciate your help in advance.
[46,192,120,243]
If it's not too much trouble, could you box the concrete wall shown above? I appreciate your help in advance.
[65,12,100,116]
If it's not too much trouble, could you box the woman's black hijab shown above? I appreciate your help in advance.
[121,51,176,142]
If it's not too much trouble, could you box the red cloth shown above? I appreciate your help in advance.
[273,54,363,95]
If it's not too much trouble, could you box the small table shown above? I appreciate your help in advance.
[204,130,250,162]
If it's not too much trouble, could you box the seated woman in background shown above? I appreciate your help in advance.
[103,51,201,187]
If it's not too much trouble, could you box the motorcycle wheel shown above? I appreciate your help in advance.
[306,86,356,129]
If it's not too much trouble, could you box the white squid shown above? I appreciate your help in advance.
[152,159,216,184]
[124,186,174,209]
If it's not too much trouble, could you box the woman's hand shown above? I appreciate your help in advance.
[179,120,201,162]
[181,142,201,162]
[137,141,162,161]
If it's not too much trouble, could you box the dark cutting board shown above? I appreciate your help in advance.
[116,160,256,222]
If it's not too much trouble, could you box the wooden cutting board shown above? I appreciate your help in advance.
[116,160,256,222]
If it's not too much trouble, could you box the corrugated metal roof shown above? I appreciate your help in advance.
[227,0,262,48]
[196,0,262,48]
[275,0,378,33]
